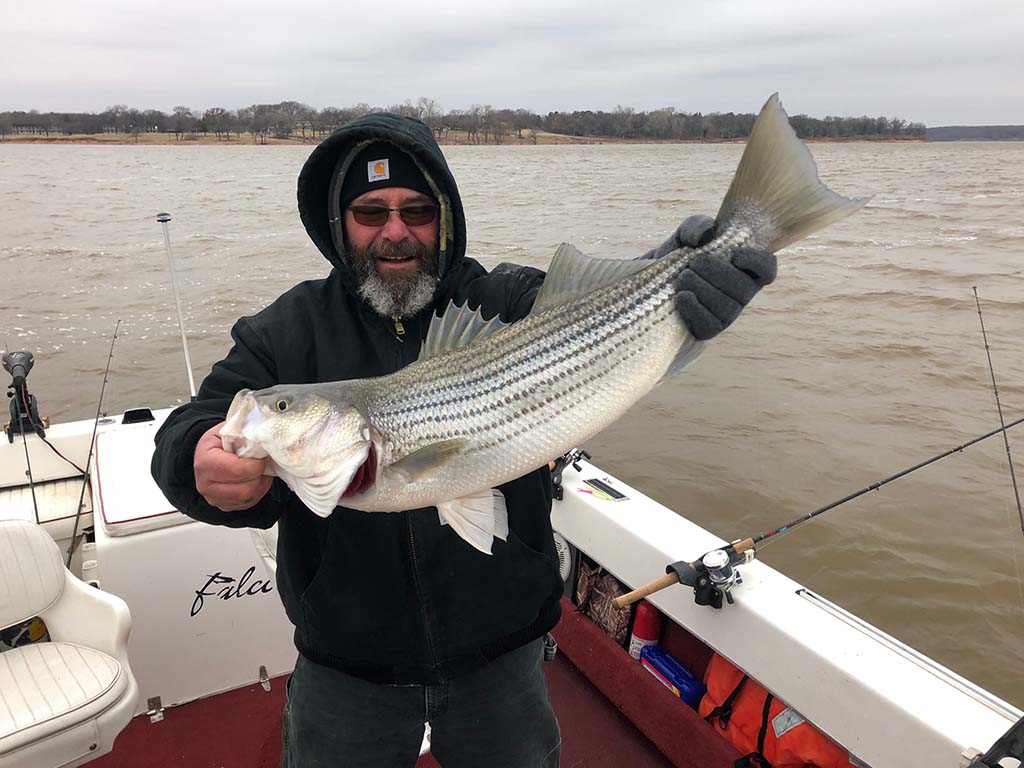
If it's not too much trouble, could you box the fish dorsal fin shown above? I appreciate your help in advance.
[421,301,510,360]
[532,243,652,313]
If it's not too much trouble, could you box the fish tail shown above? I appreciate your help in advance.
[717,93,868,252]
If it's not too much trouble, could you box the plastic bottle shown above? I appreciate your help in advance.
[628,600,662,659]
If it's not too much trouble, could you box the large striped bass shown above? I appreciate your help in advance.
[221,94,866,554]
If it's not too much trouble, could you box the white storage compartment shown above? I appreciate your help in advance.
[93,420,191,537]
[91,418,296,714]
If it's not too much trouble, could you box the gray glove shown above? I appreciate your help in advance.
[640,214,777,341]
[638,214,718,259]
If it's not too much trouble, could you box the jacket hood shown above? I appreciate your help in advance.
[296,113,467,291]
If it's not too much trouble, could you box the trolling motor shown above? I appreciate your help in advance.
[4,350,45,443]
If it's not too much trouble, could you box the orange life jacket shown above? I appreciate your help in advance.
[698,654,861,768]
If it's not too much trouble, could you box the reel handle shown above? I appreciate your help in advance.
[614,572,680,609]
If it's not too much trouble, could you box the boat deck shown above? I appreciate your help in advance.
[90,649,674,768]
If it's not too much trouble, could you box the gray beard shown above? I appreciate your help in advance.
[358,270,439,319]
[349,239,440,319]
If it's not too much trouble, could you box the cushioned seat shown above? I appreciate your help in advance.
[0,643,126,753]
[0,520,138,768]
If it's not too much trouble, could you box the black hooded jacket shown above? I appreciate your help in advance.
[151,114,564,684]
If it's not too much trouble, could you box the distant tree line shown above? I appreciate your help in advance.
[0,97,927,143]
[927,125,1024,141]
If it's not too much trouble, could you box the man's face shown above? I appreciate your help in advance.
[344,187,441,318]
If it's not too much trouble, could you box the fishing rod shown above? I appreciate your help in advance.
[973,287,1023,534]
[614,415,1024,610]
[157,212,197,401]
[66,320,120,568]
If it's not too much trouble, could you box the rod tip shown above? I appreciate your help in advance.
[156,212,171,223]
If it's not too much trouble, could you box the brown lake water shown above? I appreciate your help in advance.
[1,140,1022,707]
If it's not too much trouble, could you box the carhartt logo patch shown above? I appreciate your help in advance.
[368,159,390,182]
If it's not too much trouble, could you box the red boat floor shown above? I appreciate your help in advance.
[91,652,673,768]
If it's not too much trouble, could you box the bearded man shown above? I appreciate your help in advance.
[151,113,776,767]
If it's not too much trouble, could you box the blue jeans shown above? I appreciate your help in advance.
[281,639,560,768]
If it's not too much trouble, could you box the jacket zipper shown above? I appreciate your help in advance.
[393,317,438,668]
[406,513,440,669]
[389,317,406,370]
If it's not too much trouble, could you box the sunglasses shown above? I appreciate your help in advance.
[348,204,438,228]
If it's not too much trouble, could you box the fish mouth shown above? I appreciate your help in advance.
[341,441,377,498]
[221,389,266,458]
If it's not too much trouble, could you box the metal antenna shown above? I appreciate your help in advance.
[973,286,1023,534]
[157,212,197,401]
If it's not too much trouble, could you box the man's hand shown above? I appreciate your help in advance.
[194,422,273,511]
[640,214,777,341]
[638,214,718,259]
[675,244,777,340]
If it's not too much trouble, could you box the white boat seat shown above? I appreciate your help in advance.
[0,478,93,544]
[0,643,127,753]
[0,520,139,768]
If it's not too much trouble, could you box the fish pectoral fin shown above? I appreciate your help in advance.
[437,489,509,555]
[531,243,652,313]
[389,439,468,484]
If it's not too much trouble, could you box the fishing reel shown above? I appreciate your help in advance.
[667,542,756,609]
[4,350,45,443]
[550,448,592,501]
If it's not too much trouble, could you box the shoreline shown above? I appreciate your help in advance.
[0,130,928,146]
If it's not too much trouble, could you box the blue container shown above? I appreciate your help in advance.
[639,645,707,706]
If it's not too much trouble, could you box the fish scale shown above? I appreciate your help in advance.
[221,94,867,554]
[367,252,690,510]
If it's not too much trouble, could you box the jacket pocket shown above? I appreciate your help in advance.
[297,523,331,608]
[296,511,429,662]
[428,526,562,655]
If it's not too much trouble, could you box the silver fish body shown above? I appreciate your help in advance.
[361,254,694,509]
[222,94,866,553]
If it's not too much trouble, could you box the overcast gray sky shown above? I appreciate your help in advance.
[3,0,1022,126]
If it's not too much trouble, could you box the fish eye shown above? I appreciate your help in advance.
[276,399,289,412]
